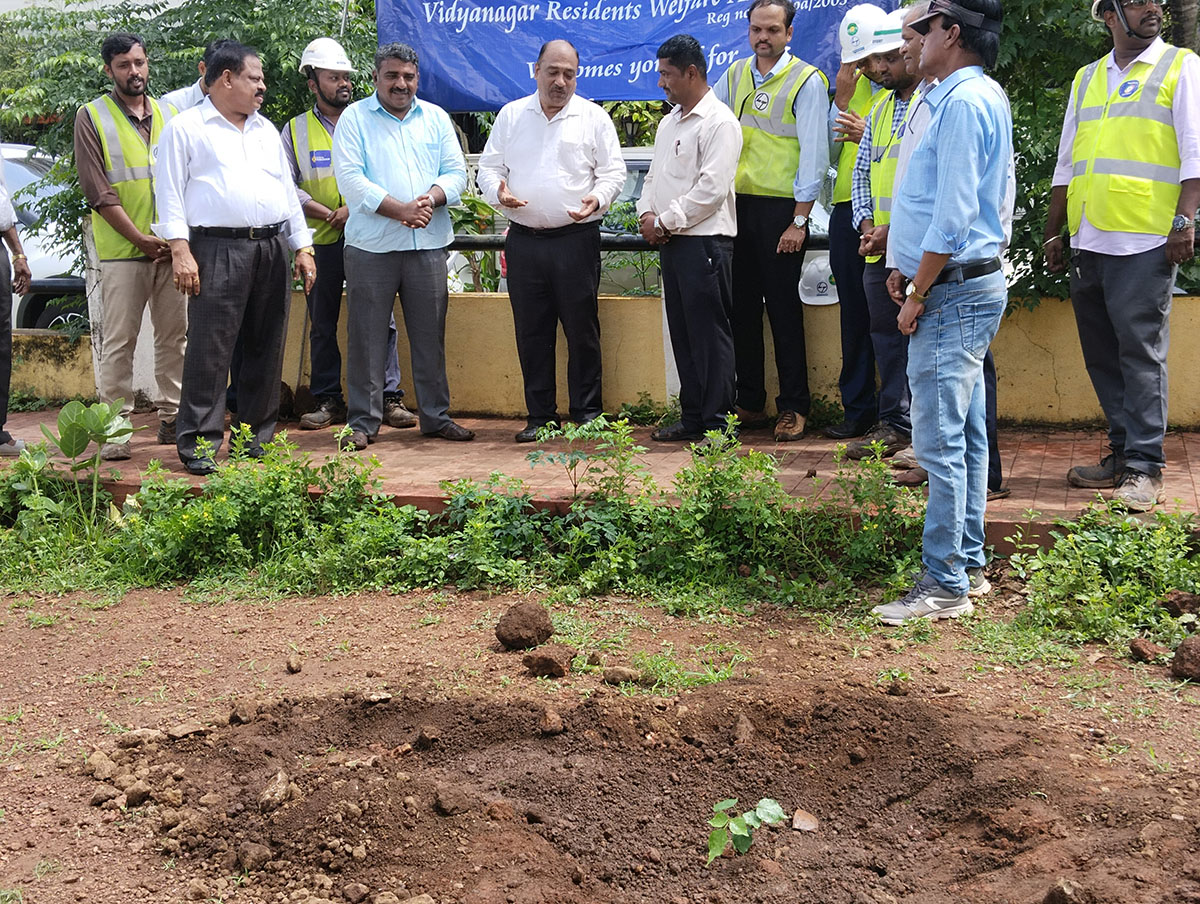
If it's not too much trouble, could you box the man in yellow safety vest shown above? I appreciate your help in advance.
[283,38,416,433]
[714,0,830,442]
[1044,0,1200,511]
[74,32,187,461]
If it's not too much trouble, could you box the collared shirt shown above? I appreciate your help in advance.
[713,51,830,203]
[850,91,914,229]
[476,92,625,230]
[1051,37,1200,255]
[159,78,205,113]
[153,98,311,250]
[0,145,14,232]
[636,87,742,236]
[332,93,466,253]
[888,66,1012,278]
[73,92,155,210]
[282,105,339,207]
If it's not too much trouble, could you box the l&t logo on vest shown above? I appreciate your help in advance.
[753,91,770,112]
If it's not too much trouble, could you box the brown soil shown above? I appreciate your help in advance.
[1,575,1198,904]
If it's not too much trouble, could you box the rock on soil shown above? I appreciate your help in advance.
[287,652,303,673]
[792,808,819,832]
[185,879,208,901]
[538,707,565,736]
[495,601,553,650]
[1043,878,1096,904]
[230,700,257,724]
[86,749,116,781]
[733,713,754,743]
[166,719,207,740]
[89,783,121,806]
[603,666,640,685]
[434,783,474,816]
[116,728,164,748]
[259,768,291,813]
[1171,636,1200,680]
[522,643,577,678]
[342,883,369,903]
[1162,589,1200,617]
[124,780,151,807]
[237,840,273,871]
[1130,637,1170,663]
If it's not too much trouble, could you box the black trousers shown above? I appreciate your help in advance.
[731,194,808,415]
[504,222,603,424]
[178,233,290,464]
[0,244,11,444]
[830,201,877,424]
[863,260,911,433]
[660,234,736,432]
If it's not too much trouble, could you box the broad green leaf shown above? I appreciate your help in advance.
[727,815,749,837]
[755,798,787,825]
[731,831,753,854]
[708,813,729,828]
[713,798,738,812]
[742,810,762,829]
[706,828,727,866]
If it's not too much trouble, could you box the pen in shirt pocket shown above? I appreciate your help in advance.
[674,139,680,156]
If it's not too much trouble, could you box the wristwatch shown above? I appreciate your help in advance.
[297,246,315,256]
[905,281,928,304]
[793,214,809,230]
[1171,214,1194,233]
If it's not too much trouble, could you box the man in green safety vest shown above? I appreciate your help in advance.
[1044,0,1200,511]
[713,0,830,443]
[823,2,888,441]
[74,32,187,462]
[283,38,416,433]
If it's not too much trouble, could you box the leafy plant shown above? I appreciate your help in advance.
[448,194,500,291]
[706,797,787,866]
[600,200,660,296]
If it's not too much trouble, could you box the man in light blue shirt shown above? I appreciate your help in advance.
[873,0,1011,626]
[333,42,473,447]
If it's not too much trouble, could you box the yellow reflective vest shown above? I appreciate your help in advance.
[288,109,344,246]
[725,56,827,198]
[832,74,882,205]
[84,94,174,261]
[865,87,919,263]
[1067,44,1192,236]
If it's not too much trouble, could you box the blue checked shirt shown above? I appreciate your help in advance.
[850,92,912,231]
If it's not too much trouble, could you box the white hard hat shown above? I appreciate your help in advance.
[839,4,888,63]
[1089,0,1110,20]
[799,253,839,306]
[298,37,354,74]
[869,8,906,55]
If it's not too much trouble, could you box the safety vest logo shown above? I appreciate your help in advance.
[753,91,770,112]
[1118,79,1139,98]
[310,149,333,168]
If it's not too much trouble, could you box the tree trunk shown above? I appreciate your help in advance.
[1172,0,1199,53]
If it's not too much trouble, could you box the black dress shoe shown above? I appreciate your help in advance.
[823,419,873,440]
[515,423,545,443]
[184,458,216,476]
[650,421,704,442]
[425,422,476,441]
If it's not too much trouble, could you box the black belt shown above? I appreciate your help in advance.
[192,223,284,240]
[508,220,598,239]
[932,257,1002,287]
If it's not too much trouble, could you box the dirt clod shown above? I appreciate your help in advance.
[1130,637,1170,663]
[538,706,565,736]
[495,601,553,650]
[287,652,304,673]
[1171,636,1200,680]
[259,768,291,813]
[124,779,151,807]
[486,799,515,820]
[230,699,257,724]
[602,666,640,685]
[166,719,207,740]
[185,878,208,901]
[434,783,473,816]
[848,745,868,764]
[522,642,576,678]
[371,895,400,904]
[343,883,369,903]
[414,724,440,749]
[886,679,910,696]
[238,840,273,871]
[116,728,164,748]
[89,783,120,806]
[86,749,116,781]
[733,712,755,743]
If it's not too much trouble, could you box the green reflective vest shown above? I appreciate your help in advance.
[288,109,344,246]
[832,74,882,205]
[84,94,173,261]
[725,56,827,198]
[865,88,919,263]
[1067,45,1191,237]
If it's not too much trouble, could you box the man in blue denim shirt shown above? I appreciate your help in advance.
[873,0,1011,625]
[333,42,473,449]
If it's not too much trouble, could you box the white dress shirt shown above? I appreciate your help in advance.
[0,156,15,232]
[636,88,743,236]
[1051,38,1200,255]
[154,98,311,250]
[477,92,625,229]
[159,78,205,113]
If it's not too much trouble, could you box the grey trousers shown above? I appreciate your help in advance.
[177,233,289,465]
[1070,246,1175,475]
[344,246,451,435]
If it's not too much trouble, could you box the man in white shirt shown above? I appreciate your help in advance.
[637,34,743,442]
[0,148,31,456]
[155,41,315,475]
[1044,0,1200,511]
[477,39,625,443]
[159,38,236,113]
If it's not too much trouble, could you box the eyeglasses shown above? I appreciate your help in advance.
[1119,0,1165,8]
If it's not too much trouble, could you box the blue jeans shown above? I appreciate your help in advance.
[907,270,1005,596]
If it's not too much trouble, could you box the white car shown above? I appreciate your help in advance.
[2,143,86,329]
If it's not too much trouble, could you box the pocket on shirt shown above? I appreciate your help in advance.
[557,137,594,172]
[663,135,699,182]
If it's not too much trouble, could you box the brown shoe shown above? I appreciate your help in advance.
[424,422,475,442]
[774,410,806,442]
[383,396,418,428]
[300,398,347,430]
[734,407,770,430]
[894,466,928,487]
[338,430,369,452]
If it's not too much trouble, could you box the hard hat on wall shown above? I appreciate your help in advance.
[299,37,355,74]
[839,4,888,64]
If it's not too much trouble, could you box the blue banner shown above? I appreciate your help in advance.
[377,0,896,111]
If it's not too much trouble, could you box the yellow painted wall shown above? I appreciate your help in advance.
[10,331,96,400]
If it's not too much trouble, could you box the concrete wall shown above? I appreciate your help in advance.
[16,293,1200,427]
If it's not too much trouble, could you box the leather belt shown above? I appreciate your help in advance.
[931,257,1002,287]
[192,223,284,240]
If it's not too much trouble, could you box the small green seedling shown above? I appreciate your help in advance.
[706,797,787,866]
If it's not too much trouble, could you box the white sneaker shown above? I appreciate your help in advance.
[873,575,973,626]
[0,438,25,457]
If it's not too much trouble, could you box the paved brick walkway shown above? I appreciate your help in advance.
[8,409,1200,538]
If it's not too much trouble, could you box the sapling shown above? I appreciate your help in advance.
[706,797,787,866]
